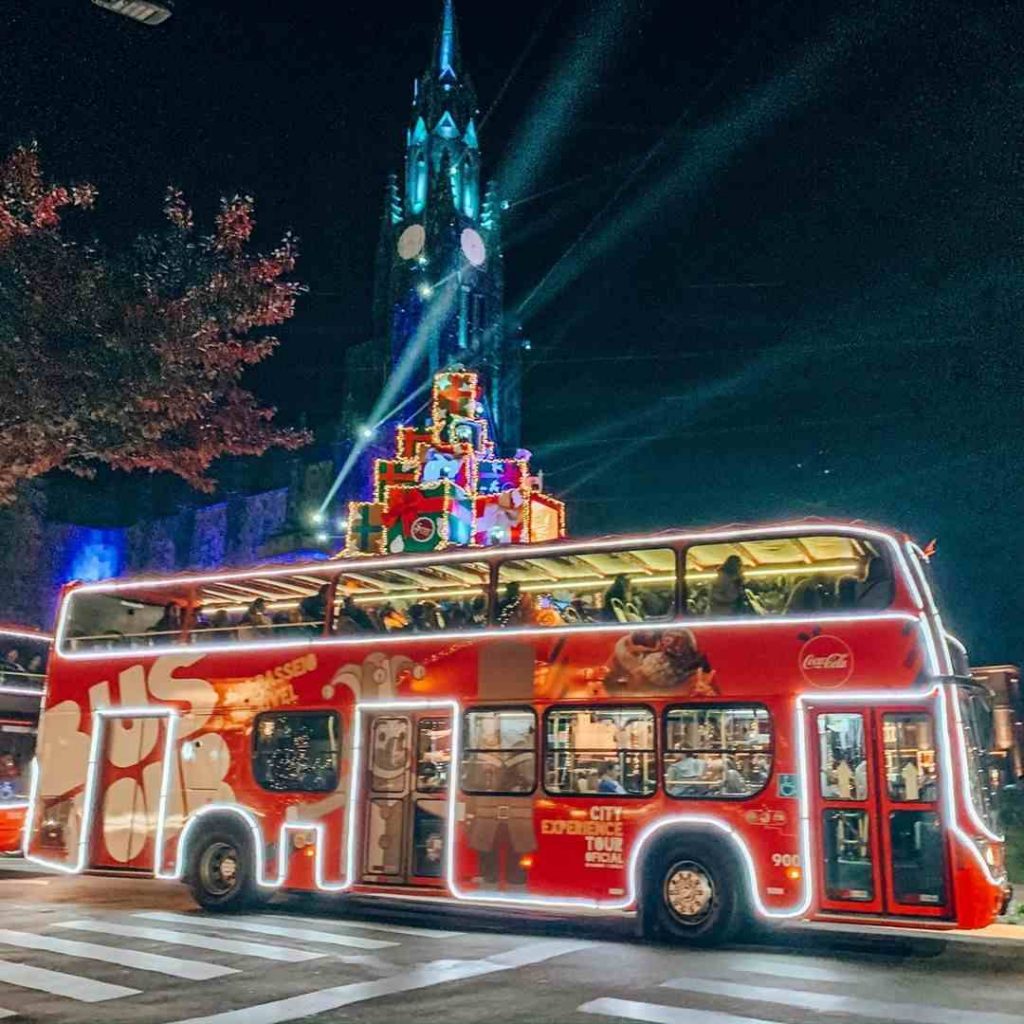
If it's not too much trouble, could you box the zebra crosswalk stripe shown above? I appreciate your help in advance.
[164,938,591,1024]
[661,976,1024,1024]
[135,911,398,950]
[579,997,775,1024]
[262,913,465,939]
[0,959,139,1003]
[54,920,326,963]
[0,927,236,982]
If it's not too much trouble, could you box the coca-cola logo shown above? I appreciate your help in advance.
[799,635,854,687]
[410,516,436,543]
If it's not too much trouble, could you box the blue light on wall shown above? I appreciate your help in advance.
[61,528,126,583]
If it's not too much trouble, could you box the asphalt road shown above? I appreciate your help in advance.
[0,862,1020,1024]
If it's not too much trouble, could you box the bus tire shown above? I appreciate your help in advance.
[642,837,740,946]
[187,820,264,912]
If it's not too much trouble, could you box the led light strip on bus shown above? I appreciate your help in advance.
[52,522,945,662]
[0,685,45,698]
[23,677,1002,918]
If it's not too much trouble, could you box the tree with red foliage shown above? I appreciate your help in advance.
[0,144,309,504]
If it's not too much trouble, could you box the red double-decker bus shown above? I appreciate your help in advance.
[23,520,1008,943]
[0,626,49,853]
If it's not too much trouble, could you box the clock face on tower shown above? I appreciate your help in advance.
[397,224,426,260]
[460,227,486,267]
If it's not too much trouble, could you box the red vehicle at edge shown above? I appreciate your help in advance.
[23,520,1008,943]
[0,626,49,853]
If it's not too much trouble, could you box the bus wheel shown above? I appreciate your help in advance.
[188,822,263,912]
[644,841,739,946]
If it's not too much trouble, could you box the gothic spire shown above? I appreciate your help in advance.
[433,0,460,83]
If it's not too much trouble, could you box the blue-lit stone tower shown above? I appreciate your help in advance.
[344,0,520,455]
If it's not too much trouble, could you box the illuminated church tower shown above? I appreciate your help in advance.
[344,0,520,450]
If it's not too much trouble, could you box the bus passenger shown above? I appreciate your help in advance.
[338,595,375,632]
[2,649,24,675]
[208,608,234,641]
[722,757,747,795]
[596,761,626,795]
[300,585,329,631]
[468,595,487,626]
[498,582,523,624]
[857,556,894,609]
[708,556,747,616]
[785,573,828,614]
[837,575,858,608]
[379,601,408,631]
[149,603,182,644]
[238,598,271,639]
[602,574,632,621]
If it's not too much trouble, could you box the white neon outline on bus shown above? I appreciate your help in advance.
[23,707,178,875]
[0,685,45,699]
[24,682,1002,917]
[0,629,52,644]
[905,542,953,675]
[903,542,1000,843]
[52,611,927,665]
[52,521,926,661]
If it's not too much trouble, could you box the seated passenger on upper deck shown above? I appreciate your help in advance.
[498,582,525,625]
[336,595,376,633]
[300,585,329,631]
[601,574,632,622]
[708,556,750,616]
[238,598,271,639]
[856,556,894,609]
[785,573,831,614]
[149,603,182,644]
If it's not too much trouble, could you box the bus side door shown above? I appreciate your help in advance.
[809,701,949,919]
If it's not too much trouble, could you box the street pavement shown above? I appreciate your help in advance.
[0,861,1021,1023]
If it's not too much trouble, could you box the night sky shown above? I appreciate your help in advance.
[3,0,1022,662]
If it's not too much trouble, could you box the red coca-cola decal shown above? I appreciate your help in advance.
[799,634,854,687]
[410,516,437,543]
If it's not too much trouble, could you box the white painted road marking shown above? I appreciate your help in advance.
[0,959,139,1003]
[136,911,397,950]
[164,938,592,1024]
[55,920,325,963]
[263,912,465,939]
[661,975,1024,1024]
[0,927,235,981]
[579,997,777,1024]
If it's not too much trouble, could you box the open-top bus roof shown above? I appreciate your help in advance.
[54,519,907,610]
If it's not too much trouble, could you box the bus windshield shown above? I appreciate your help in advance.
[957,684,999,833]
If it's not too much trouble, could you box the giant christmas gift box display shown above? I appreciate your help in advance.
[345,370,565,555]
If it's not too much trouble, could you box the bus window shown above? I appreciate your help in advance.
[461,709,536,794]
[883,713,937,802]
[685,534,889,617]
[496,548,675,627]
[663,705,772,798]
[416,717,452,792]
[252,711,340,792]
[0,719,35,806]
[63,591,187,651]
[818,713,867,800]
[333,561,490,634]
[544,707,656,796]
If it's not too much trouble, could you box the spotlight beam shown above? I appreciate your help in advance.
[317,282,460,516]
[516,5,874,320]
[497,0,633,206]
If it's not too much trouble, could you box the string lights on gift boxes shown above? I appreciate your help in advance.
[339,369,566,557]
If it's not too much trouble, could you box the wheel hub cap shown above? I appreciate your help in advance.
[200,842,240,896]
[666,864,714,920]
